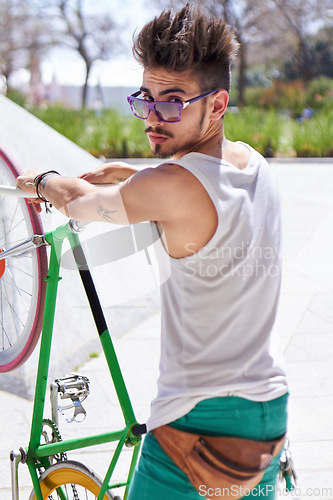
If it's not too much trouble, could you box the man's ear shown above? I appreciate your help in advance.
[210,90,229,121]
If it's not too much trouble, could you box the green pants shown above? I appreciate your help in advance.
[128,393,288,500]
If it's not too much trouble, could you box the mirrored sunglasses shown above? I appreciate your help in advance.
[127,90,218,123]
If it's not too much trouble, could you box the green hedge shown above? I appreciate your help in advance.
[224,108,288,157]
[30,106,153,158]
[245,77,333,117]
[26,102,333,158]
[292,107,333,157]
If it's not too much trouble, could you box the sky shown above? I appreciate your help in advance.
[41,0,160,87]
[41,51,144,87]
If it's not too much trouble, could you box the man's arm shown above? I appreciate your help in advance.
[17,163,218,258]
[16,164,181,225]
[79,161,139,184]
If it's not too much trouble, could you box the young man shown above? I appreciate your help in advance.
[18,5,288,499]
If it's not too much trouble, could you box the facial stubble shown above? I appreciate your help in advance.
[146,106,207,159]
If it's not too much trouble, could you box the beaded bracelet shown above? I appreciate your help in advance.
[33,170,60,213]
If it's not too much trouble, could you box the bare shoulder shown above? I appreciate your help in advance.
[126,162,197,192]
[118,161,217,255]
[153,162,211,200]
[118,162,199,224]
[152,162,192,180]
[223,140,251,170]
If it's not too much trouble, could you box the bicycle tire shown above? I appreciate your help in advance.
[29,460,115,499]
[0,149,47,371]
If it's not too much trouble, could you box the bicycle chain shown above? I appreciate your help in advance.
[72,483,80,500]
[41,418,68,463]
[41,419,80,499]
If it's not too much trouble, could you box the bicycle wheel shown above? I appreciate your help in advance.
[29,460,115,499]
[0,149,47,371]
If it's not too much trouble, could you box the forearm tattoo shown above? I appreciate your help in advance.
[97,205,118,222]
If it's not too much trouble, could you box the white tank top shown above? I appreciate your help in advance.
[147,145,288,431]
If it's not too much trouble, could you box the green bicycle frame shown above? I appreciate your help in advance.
[25,221,144,500]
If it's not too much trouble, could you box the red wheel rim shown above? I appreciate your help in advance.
[0,249,5,277]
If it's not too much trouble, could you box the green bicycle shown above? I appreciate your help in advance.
[0,149,153,499]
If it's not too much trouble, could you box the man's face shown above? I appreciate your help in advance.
[140,67,213,159]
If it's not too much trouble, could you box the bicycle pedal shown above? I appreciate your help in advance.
[68,396,87,423]
[54,373,90,423]
[55,374,90,397]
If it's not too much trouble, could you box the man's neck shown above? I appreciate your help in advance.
[173,121,224,160]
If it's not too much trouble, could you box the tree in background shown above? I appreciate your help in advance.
[0,0,53,99]
[252,0,333,81]
[0,0,22,87]
[0,0,121,108]
[283,25,333,81]
[55,0,119,108]
[1,0,331,108]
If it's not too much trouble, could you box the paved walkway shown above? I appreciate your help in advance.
[1,160,333,499]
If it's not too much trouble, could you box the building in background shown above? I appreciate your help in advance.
[44,75,136,113]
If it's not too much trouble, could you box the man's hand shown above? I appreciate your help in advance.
[79,162,138,185]
[16,169,44,213]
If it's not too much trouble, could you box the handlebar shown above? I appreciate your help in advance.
[0,183,113,198]
[0,185,38,198]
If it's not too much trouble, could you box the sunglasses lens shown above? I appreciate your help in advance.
[131,98,149,119]
[128,96,181,122]
[155,102,180,122]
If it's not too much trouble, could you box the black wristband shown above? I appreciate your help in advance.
[33,170,60,212]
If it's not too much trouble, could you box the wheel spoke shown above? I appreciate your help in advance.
[2,275,33,298]
[4,214,27,242]
[0,281,13,349]
[0,280,25,342]
[2,263,32,303]
[7,200,20,238]
[6,263,33,278]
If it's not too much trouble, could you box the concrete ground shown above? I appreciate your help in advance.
[0,159,333,499]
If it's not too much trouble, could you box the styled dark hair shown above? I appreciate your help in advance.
[132,4,239,93]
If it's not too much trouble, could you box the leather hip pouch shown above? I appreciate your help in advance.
[153,425,285,500]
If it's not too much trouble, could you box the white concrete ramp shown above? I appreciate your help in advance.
[0,94,101,176]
